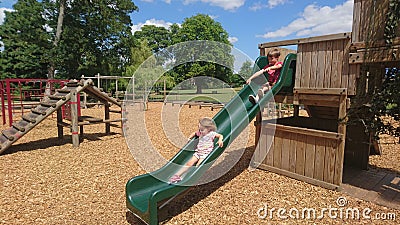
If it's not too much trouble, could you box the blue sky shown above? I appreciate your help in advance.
[0,0,354,61]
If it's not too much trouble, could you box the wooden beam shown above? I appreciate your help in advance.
[264,123,343,141]
[349,48,400,64]
[350,37,400,50]
[70,90,79,147]
[259,32,351,48]
[57,108,63,139]
[293,88,347,95]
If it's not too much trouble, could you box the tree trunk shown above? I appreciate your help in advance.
[194,77,203,94]
[45,0,66,96]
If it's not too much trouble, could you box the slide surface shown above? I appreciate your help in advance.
[125,53,297,224]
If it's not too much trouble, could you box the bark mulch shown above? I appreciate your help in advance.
[1,102,399,224]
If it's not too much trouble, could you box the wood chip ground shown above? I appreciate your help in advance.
[1,102,399,224]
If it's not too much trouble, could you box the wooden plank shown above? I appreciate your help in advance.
[298,94,341,102]
[295,134,306,176]
[304,136,316,178]
[351,38,400,49]
[337,40,345,88]
[258,164,340,190]
[294,44,304,88]
[293,88,346,95]
[264,124,342,140]
[70,90,79,147]
[265,132,274,166]
[314,137,326,181]
[341,39,351,92]
[273,129,283,168]
[289,133,297,172]
[258,32,351,48]
[281,130,291,171]
[316,41,327,88]
[323,41,333,88]
[359,0,368,42]
[330,40,341,88]
[300,43,312,88]
[309,42,319,88]
[324,139,337,184]
[352,0,362,42]
[255,131,267,166]
[254,134,263,166]
[349,52,363,64]
[299,100,344,108]
[333,94,347,185]
[348,64,359,95]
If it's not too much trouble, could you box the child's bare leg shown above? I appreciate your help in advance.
[175,156,199,176]
[195,158,205,166]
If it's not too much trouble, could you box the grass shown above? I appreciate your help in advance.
[151,87,243,103]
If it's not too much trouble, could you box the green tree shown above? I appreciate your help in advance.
[54,0,138,78]
[133,25,172,53]
[0,0,138,80]
[238,60,253,79]
[370,68,400,142]
[125,39,153,77]
[0,0,51,79]
[171,14,234,93]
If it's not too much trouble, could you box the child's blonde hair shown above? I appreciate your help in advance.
[199,117,217,131]
[267,48,281,59]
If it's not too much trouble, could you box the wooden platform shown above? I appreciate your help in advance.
[341,166,400,210]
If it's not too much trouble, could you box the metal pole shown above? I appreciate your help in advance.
[0,81,5,125]
[6,79,12,126]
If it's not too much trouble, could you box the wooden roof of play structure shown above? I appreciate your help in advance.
[0,79,121,154]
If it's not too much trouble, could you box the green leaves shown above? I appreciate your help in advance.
[384,0,399,46]
[371,68,400,139]
[0,0,138,79]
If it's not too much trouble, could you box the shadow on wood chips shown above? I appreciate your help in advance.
[3,132,119,155]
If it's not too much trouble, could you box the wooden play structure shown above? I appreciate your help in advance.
[0,79,123,154]
[253,0,399,190]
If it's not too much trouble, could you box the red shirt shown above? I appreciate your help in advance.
[263,61,283,84]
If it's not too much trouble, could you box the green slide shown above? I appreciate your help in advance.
[125,53,297,224]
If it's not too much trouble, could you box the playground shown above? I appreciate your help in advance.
[1,0,399,224]
[0,102,398,224]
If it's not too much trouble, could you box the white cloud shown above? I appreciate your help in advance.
[131,19,175,34]
[250,0,288,11]
[183,0,245,11]
[0,8,14,25]
[249,2,263,11]
[258,0,353,39]
[228,36,238,44]
[267,0,288,8]
[164,0,172,3]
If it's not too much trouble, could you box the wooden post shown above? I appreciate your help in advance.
[105,103,110,134]
[70,89,79,147]
[334,92,347,185]
[57,108,63,139]
[293,105,299,117]
[255,111,262,145]
[163,78,166,101]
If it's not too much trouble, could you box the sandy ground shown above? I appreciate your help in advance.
[1,102,399,224]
